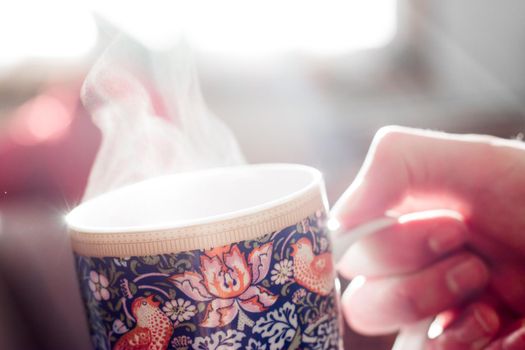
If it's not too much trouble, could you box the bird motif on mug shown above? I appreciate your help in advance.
[113,295,173,350]
[291,237,335,296]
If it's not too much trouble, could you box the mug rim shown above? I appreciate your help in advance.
[66,163,324,234]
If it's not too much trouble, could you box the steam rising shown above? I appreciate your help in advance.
[81,35,244,201]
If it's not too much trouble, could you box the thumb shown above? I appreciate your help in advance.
[332,126,501,230]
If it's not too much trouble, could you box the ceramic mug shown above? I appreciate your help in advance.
[68,164,342,350]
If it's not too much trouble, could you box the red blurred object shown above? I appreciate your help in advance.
[0,81,102,349]
[0,82,101,205]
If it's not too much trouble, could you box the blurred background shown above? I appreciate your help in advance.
[1,1,524,349]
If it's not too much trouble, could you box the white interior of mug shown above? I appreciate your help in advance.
[66,164,323,233]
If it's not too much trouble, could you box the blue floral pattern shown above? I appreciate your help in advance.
[76,211,340,350]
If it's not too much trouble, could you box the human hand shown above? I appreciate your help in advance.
[333,126,525,349]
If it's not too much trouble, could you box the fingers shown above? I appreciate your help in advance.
[332,126,499,230]
[486,321,525,350]
[338,212,467,278]
[469,231,525,314]
[490,262,525,315]
[426,303,500,350]
[341,252,490,335]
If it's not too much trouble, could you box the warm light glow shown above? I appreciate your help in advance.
[0,1,97,68]
[9,94,74,145]
[427,318,444,339]
[92,1,397,57]
[334,277,342,294]
[327,218,341,231]
[398,209,464,225]
[26,96,71,139]
[348,275,366,294]
[0,1,396,68]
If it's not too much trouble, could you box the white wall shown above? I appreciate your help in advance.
[422,0,525,111]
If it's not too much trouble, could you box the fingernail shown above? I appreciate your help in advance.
[473,307,498,335]
[503,327,525,350]
[446,258,487,295]
[453,306,498,344]
[467,307,499,349]
[429,228,464,254]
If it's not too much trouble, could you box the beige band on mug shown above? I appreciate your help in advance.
[70,185,326,258]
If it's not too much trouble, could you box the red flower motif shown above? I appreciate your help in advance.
[169,242,276,327]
